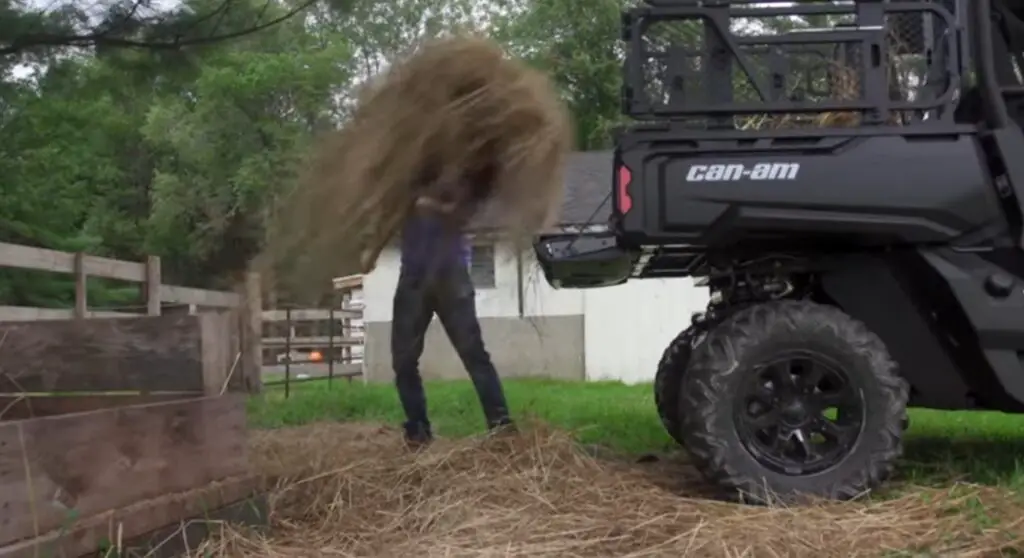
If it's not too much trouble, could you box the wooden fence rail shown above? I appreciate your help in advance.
[0,241,372,391]
[0,242,242,315]
[0,241,263,392]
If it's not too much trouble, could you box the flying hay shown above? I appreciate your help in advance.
[261,36,573,301]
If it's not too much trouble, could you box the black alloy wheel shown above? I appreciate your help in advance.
[734,352,864,476]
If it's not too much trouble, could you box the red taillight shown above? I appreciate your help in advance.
[617,165,633,214]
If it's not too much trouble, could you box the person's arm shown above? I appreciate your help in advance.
[416,173,478,220]
[416,176,483,228]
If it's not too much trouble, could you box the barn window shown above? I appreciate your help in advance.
[468,243,496,288]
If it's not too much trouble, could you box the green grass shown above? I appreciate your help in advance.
[249,378,1024,489]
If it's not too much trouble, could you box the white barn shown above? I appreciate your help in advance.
[360,151,711,384]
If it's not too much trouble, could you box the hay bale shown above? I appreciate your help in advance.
[261,36,573,301]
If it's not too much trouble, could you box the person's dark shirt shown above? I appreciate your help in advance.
[399,212,470,277]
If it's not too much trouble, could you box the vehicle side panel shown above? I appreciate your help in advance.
[617,134,1003,249]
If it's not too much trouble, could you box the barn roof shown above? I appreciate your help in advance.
[468,150,614,231]
[559,150,614,225]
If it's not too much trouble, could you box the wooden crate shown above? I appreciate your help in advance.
[0,314,264,558]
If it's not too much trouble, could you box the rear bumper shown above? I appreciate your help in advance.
[532,233,635,289]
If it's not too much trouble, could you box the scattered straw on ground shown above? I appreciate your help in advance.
[190,422,1024,557]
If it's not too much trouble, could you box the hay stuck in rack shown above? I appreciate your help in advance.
[736,33,916,131]
[261,36,573,301]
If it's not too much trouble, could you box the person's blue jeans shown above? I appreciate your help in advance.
[390,264,511,438]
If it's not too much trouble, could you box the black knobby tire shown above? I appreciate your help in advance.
[654,326,702,446]
[678,299,909,502]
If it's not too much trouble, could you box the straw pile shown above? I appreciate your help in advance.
[260,36,572,302]
[191,422,1024,558]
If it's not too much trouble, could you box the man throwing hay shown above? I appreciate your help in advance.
[263,35,572,447]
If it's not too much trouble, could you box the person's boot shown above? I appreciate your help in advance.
[486,415,517,438]
[403,420,434,450]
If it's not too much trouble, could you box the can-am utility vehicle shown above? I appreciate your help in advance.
[534,0,1024,502]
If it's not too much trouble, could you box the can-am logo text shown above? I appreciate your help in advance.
[685,162,801,182]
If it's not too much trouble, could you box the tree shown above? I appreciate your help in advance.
[0,0,360,303]
[494,0,626,150]
[0,53,152,306]
[139,9,352,286]
[0,0,323,58]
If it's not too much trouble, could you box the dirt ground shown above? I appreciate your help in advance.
[200,422,1024,557]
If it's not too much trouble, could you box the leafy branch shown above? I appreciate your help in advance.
[0,0,321,56]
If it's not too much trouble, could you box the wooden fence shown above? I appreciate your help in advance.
[0,242,375,553]
[0,241,264,393]
[0,242,383,554]
[0,241,369,389]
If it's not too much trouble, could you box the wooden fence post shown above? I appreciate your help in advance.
[145,255,162,316]
[199,312,234,395]
[341,290,352,365]
[73,252,87,319]
[240,272,263,394]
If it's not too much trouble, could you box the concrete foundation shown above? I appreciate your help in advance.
[364,315,584,383]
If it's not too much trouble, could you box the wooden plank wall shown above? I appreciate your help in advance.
[0,314,234,395]
[0,394,251,552]
[0,477,263,558]
[0,258,258,555]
